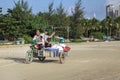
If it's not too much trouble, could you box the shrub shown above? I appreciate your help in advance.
[70,39,85,42]
[91,32,105,40]
[21,35,32,44]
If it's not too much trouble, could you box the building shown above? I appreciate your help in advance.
[118,5,120,16]
[106,4,115,18]
[115,10,119,17]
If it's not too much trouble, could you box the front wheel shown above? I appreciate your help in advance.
[59,52,66,64]
[25,49,33,64]
[38,57,46,62]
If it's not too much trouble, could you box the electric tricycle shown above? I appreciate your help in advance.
[25,40,70,64]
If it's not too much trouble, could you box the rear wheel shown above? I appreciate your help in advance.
[59,52,66,64]
[25,49,33,64]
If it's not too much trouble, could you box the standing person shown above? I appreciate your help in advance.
[33,29,44,49]
[41,29,55,47]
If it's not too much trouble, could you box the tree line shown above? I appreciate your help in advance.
[0,0,120,41]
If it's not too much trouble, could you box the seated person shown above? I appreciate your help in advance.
[41,29,55,48]
[33,29,44,50]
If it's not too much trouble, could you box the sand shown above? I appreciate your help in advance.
[0,41,120,80]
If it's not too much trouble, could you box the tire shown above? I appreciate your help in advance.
[59,52,66,64]
[25,49,33,64]
[38,57,46,62]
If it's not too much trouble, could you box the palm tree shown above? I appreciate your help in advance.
[92,18,100,30]
[115,17,120,37]
[81,19,90,37]
[100,19,106,34]
[81,18,100,37]
[104,16,114,36]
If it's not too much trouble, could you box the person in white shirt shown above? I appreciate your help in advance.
[41,29,55,47]
[33,29,44,49]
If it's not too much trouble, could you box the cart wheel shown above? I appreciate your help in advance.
[59,52,66,64]
[38,57,46,62]
[25,49,33,64]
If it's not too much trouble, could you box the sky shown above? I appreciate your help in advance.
[0,0,120,20]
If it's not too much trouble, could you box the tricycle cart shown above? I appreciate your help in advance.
[25,40,69,64]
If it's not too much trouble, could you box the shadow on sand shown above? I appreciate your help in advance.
[3,57,25,64]
[33,59,59,64]
[2,57,59,64]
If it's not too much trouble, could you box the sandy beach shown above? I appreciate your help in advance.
[0,41,120,80]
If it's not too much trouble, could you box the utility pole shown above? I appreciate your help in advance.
[67,26,70,40]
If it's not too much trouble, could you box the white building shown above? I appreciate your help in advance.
[106,4,115,18]
[106,4,120,18]
[118,5,120,16]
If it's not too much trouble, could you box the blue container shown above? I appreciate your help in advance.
[45,48,59,57]
[60,38,64,42]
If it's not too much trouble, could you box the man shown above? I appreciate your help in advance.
[41,29,55,47]
[33,29,44,49]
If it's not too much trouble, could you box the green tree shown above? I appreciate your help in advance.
[0,14,20,40]
[70,0,84,39]
[8,0,32,35]
[91,18,100,31]
[81,19,92,37]
[105,16,115,36]
[0,13,6,40]
[42,2,55,26]
[0,0,33,40]
[55,3,70,38]
[115,16,120,37]
[0,7,2,14]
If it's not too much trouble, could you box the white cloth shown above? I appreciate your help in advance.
[51,44,63,52]
[59,44,66,47]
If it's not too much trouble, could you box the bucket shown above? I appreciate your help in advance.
[60,38,64,42]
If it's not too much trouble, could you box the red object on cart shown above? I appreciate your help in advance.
[34,45,39,49]
[62,46,71,52]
